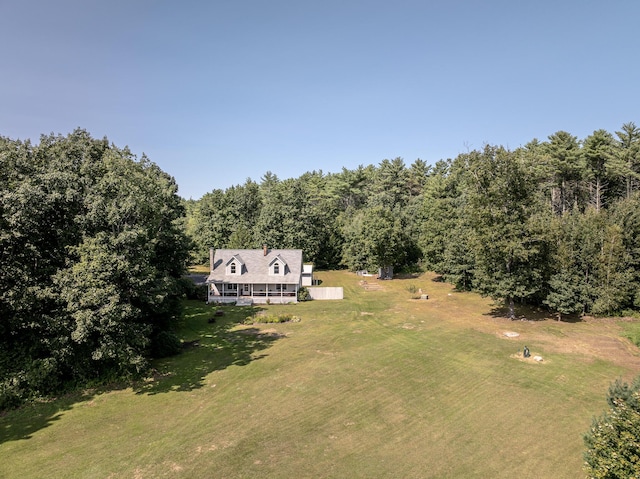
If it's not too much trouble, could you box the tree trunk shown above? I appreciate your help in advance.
[508,297,515,320]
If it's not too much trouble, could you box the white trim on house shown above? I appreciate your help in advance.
[206,248,303,304]
[269,254,287,276]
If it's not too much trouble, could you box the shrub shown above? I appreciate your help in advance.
[150,331,183,358]
[180,278,208,301]
[0,375,27,411]
[244,313,300,324]
[298,287,311,301]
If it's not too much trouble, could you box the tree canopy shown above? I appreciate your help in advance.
[7,122,640,408]
[185,122,640,320]
[0,129,190,409]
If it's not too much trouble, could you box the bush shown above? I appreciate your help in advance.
[0,375,27,411]
[298,287,311,301]
[179,277,208,301]
[244,313,300,324]
[150,331,183,358]
[0,358,62,411]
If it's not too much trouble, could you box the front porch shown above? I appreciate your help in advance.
[208,282,298,304]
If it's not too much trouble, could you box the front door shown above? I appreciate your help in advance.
[242,284,250,296]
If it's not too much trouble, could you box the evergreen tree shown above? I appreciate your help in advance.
[615,122,640,199]
[583,130,620,212]
[584,376,640,478]
[543,131,583,214]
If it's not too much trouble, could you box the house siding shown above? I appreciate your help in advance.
[206,248,303,304]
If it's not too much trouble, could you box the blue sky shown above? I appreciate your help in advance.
[2,1,639,199]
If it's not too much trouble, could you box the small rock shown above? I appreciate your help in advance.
[533,355,543,362]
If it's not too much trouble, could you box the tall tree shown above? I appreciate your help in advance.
[368,157,409,210]
[0,130,190,409]
[582,129,619,212]
[419,159,475,289]
[611,193,640,309]
[615,122,640,199]
[462,146,545,319]
[543,131,583,214]
[189,189,230,263]
[544,212,592,319]
[590,222,633,316]
[340,205,418,272]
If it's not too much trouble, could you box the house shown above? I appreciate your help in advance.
[206,246,311,304]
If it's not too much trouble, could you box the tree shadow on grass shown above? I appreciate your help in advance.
[484,303,583,322]
[0,381,131,444]
[0,392,85,444]
[133,302,284,395]
[0,302,283,444]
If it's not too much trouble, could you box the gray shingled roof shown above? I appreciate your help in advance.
[206,249,303,284]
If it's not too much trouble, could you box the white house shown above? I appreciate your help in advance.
[206,246,312,304]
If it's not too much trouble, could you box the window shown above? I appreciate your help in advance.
[230,263,236,274]
[273,263,280,274]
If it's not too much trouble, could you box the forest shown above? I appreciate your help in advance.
[186,122,640,321]
[2,123,640,409]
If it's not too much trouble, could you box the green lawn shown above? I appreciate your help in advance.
[1,270,638,478]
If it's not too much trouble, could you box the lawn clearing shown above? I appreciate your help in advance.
[2,271,639,478]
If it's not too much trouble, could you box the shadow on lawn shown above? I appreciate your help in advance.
[0,302,284,444]
[485,304,583,323]
[0,382,131,444]
[0,394,84,444]
[134,302,284,395]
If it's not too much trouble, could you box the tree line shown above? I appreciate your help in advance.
[0,129,191,409]
[187,122,640,320]
[3,123,638,408]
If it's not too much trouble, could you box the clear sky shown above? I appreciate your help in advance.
[2,0,639,199]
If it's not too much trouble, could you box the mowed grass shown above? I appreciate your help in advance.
[1,271,638,478]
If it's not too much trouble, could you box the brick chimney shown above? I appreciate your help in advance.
[263,244,268,256]
[209,248,214,271]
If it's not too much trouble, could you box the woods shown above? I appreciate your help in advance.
[0,130,190,409]
[3,122,640,409]
[186,122,640,320]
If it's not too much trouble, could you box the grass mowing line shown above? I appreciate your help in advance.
[0,270,637,478]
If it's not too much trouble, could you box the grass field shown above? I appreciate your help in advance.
[2,270,640,478]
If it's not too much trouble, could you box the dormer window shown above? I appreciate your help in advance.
[269,255,287,276]
[226,254,244,275]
